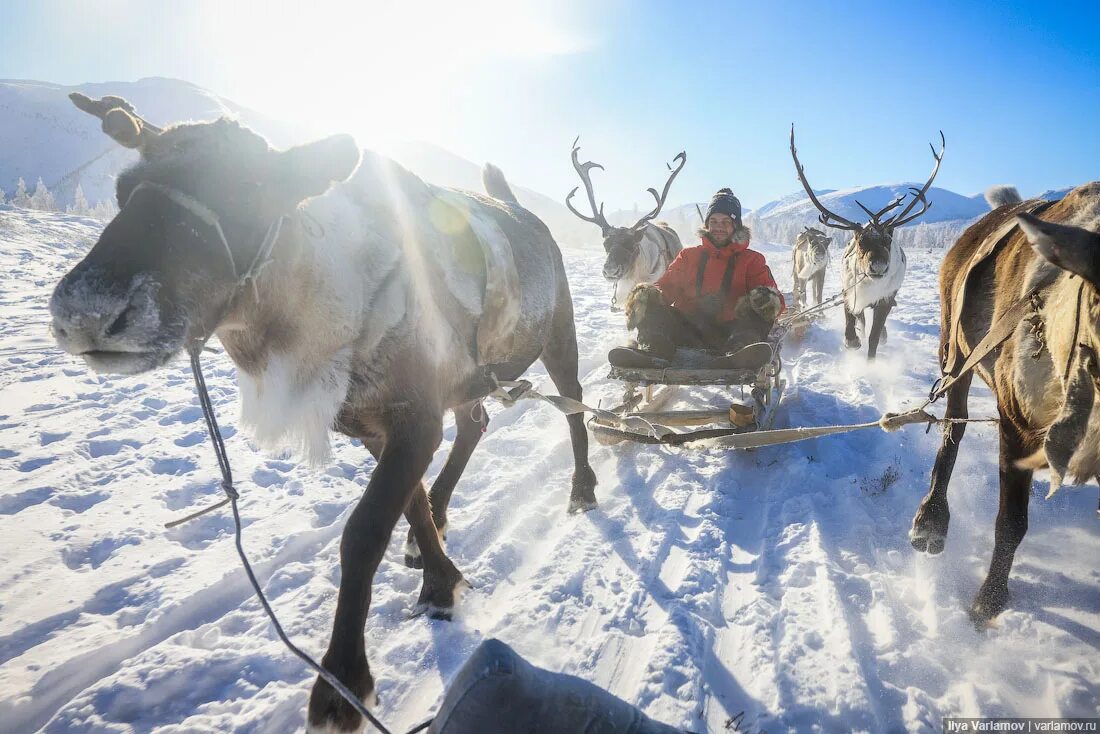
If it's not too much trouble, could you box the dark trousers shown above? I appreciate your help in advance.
[634,301,770,360]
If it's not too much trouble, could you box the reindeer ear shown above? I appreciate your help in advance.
[1018,213,1100,287]
[272,134,360,205]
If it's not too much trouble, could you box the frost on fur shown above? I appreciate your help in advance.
[985,185,1022,209]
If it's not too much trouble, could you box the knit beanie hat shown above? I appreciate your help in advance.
[705,188,742,224]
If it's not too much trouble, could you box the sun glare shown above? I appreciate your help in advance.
[202,1,587,147]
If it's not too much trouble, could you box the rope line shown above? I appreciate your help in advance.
[187,348,432,734]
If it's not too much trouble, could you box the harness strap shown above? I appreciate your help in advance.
[929,288,1041,402]
[945,198,1056,375]
[126,180,285,299]
[695,250,710,298]
[719,253,739,299]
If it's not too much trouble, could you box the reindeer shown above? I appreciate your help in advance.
[49,94,597,733]
[789,126,945,358]
[566,139,685,309]
[791,226,832,310]
[910,182,1100,624]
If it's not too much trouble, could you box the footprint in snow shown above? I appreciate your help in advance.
[0,487,55,514]
[39,431,70,446]
[87,439,140,458]
[151,456,198,476]
[61,535,141,569]
[50,490,111,513]
[18,455,56,472]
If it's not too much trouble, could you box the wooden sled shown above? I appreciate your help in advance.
[590,335,786,446]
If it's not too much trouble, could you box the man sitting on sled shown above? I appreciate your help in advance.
[610,187,784,369]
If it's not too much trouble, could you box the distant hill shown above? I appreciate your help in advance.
[381,140,593,248]
[0,77,593,248]
[0,77,299,210]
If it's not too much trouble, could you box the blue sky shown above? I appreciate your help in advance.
[1,0,1097,209]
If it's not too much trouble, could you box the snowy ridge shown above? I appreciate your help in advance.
[0,206,1097,732]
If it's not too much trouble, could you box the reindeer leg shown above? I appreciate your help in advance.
[910,370,972,554]
[866,298,893,359]
[308,414,442,734]
[404,399,487,568]
[813,270,825,306]
[405,481,465,619]
[543,304,597,514]
[844,306,862,350]
[970,419,1032,625]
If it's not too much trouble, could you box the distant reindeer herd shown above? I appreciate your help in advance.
[46,91,1098,730]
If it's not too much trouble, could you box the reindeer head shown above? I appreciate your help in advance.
[790,125,944,280]
[565,138,685,282]
[49,94,360,374]
[796,226,832,268]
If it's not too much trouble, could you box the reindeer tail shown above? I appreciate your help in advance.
[483,163,518,203]
[984,185,1023,209]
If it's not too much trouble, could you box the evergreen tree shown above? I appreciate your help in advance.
[12,177,30,208]
[30,177,57,211]
[68,184,91,216]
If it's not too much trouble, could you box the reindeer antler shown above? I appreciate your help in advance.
[69,92,162,149]
[881,131,945,229]
[789,125,864,232]
[566,137,611,232]
[632,151,687,230]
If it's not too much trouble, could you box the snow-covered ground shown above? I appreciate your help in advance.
[0,206,1097,733]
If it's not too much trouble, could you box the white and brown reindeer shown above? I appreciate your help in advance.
[791,226,832,310]
[790,126,945,358]
[49,94,597,733]
[910,182,1100,624]
[566,139,684,309]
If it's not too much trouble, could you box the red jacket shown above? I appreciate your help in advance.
[654,237,783,323]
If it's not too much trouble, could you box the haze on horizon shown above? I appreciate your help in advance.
[1,0,1097,210]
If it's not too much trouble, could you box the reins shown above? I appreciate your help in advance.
[186,347,432,734]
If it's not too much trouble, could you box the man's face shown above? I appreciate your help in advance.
[707,213,735,243]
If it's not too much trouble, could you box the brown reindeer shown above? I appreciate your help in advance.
[791,226,832,310]
[910,182,1100,624]
[49,94,597,733]
[566,138,685,308]
[790,126,945,358]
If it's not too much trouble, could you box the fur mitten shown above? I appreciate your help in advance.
[624,283,677,359]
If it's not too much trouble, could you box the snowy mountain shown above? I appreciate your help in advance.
[0,78,594,249]
[0,77,299,210]
[1,205,1096,731]
[751,184,988,226]
[744,184,992,250]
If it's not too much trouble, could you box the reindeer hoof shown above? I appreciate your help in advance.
[568,497,599,514]
[845,336,862,350]
[307,662,375,734]
[403,536,423,569]
[413,577,469,621]
[969,584,1010,626]
[567,466,598,514]
[910,501,949,555]
[909,535,945,555]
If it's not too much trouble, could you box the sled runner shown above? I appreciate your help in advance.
[591,335,785,445]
